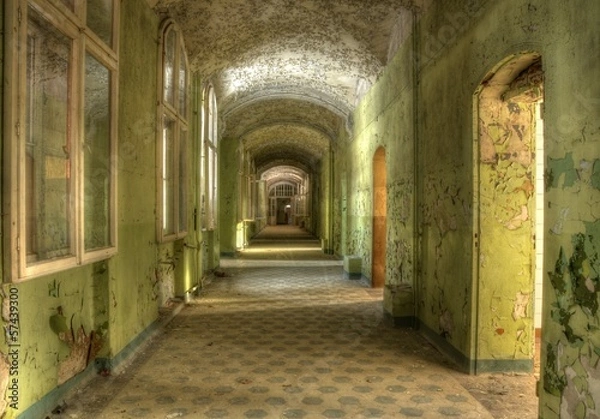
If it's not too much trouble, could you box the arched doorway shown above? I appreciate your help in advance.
[473,52,544,373]
[372,147,387,288]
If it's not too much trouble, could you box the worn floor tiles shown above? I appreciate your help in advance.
[54,227,536,419]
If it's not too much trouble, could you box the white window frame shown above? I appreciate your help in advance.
[201,85,218,231]
[3,0,120,281]
[156,19,189,242]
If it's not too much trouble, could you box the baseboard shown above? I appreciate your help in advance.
[343,271,363,280]
[473,358,534,373]
[96,300,185,374]
[18,301,185,419]
[383,311,417,328]
[419,321,534,374]
[418,321,472,373]
[16,362,97,419]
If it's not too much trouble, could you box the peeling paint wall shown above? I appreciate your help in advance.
[219,136,240,255]
[0,0,200,416]
[411,0,600,416]
[540,3,600,409]
[0,266,101,416]
[476,63,541,363]
[347,0,599,416]
[106,0,163,362]
[318,149,333,254]
[348,24,416,319]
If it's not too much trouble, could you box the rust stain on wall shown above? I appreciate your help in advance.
[51,307,103,385]
[57,325,102,385]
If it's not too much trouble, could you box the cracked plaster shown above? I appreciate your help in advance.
[475,57,540,361]
[153,0,427,180]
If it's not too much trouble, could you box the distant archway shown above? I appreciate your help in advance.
[372,147,387,288]
[473,52,544,373]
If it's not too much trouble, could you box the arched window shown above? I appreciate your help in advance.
[157,19,188,241]
[202,85,218,230]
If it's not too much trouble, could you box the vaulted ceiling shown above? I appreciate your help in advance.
[151,0,426,176]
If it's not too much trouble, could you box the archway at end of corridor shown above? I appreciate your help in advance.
[473,52,544,377]
[372,146,387,289]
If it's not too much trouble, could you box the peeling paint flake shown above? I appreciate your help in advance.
[512,291,530,320]
[506,205,529,230]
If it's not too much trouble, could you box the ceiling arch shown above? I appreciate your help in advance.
[224,98,343,140]
[153,0,422,113]
[258,159,312,177]
[243,124,330,172]
[153,0,429,173]
[261,165,307,188]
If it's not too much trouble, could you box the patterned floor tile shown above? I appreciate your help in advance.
[57,232,499,419]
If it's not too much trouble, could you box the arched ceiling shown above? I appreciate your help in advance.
[152,0,428,173]
[243,124,329,170]
[261,166,307,190]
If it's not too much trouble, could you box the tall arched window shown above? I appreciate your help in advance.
[157,19,188,241]
[202,85,218,230]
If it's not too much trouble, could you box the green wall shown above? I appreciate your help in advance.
[348,23,416,321]
[333,125,350,258]
[345,0,600,417]
[317,148,333,253]
[1,1,597,418]
[0,1,202,416]
[108,0,161,359]
[219,137,240,256]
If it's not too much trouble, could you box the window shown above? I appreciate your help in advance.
[4,0,119,281]
[202,86,218,230]
[157,20,188,241]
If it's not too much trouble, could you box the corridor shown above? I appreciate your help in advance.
[55,227,536,419]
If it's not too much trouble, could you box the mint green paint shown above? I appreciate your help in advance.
[544,224,600,417]
[537,1,600,416]
[219,137,240,255]
[348,27,415,317]
[0,1,598,418]
[1,266,98,417]
[107,0,161,362]
[346,0,599,416]
[0,0,204,416]
[317,148,333,253]
[476,85,537,364]
[548,152,577,188]
[333,125,349,258]
[591,160,600,191]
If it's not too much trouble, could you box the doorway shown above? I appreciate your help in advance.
[473,53,544,373]
[372,147,387,289]
[277,198,292,225]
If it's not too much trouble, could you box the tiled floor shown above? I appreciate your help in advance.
[55,226,536,419]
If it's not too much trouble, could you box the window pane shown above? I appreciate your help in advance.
[163,29,176,106]
[208,90,217,145]
[208,147,217,229]
[87,0,113,46]
[179,129,187,233]
[179,45,187,116]
[84,52,111,251]
[162,118,175,235]
[26,6,74,262]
